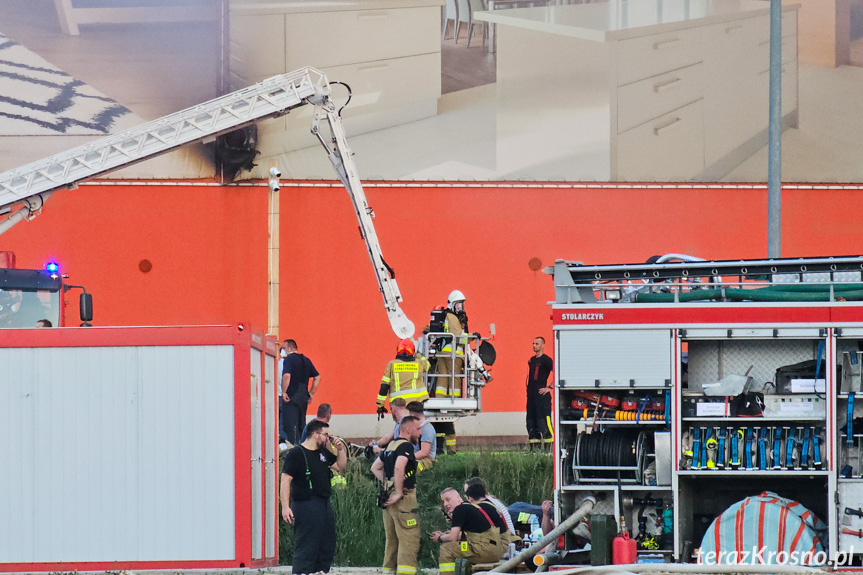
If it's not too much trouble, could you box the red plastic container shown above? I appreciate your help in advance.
[612,531,637,564]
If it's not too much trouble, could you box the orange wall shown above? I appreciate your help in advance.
[0,183,269,327]
[1,181,859,416]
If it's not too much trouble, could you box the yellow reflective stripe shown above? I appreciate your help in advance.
[435,388,449,397]
[546,415,555,439]
[390,389,429,400]
[445,439,457,445]
[518,512,530,522]
[542,438,554,443]
[397,566,417,574]
[440,564,456,572]
[403,390,428,398]
[419,356,431,370]
[377,395,387,401]
[436,432,446,438]
[528,439,541,444]
[382,376,392,383]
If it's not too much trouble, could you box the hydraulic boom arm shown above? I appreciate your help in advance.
[310,101,414,338]
[0,66,414,338]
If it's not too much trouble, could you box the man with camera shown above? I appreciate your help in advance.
[280,419,347,575]
[371,415,423,575]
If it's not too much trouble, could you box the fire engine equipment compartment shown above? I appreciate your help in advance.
[548,256,863,565]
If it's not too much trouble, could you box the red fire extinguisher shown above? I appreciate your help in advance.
[612,515,637,564]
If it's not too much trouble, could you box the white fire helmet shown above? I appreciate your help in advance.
[447,289,466,311]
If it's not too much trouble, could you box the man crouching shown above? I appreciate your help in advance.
[431,487,505,573]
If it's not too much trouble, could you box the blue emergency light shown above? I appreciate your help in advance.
[45,261,60,277]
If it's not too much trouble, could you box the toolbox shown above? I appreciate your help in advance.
[775,359,826,394]
[681,395,730,417]
[763,394,826,418]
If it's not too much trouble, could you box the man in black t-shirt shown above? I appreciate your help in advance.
[371,416,422,575]
[464,481,511,536]
[281,339,321,446]
[431,487,505,572]
[526,336,554,450]
[280,419,347,575]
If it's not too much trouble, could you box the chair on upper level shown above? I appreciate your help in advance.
[455,0,488,47]
[443,0,459,40]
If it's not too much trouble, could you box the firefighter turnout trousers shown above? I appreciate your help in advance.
[433,311,466,399]
[382,488,420,575]
[438,530,504,572]
[434,357,464,398]
[526,387,553,446]
[432,421,458,454]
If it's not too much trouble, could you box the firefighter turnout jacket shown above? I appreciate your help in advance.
[426,310,468,399]
[378,353,432,407]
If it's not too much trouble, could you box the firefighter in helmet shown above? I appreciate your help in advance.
[377,338,431,416]
[425,289,470,454]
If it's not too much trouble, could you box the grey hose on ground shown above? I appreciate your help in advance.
[487,495,597,573]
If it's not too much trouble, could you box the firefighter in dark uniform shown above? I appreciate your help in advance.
[431,487,505,573]
[377,338,431,415]
[371,416,423,575]
[526,336,554,450]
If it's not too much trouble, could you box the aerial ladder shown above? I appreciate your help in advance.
[0,67,414,338]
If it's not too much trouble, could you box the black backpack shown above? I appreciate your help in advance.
[429,307,447,333]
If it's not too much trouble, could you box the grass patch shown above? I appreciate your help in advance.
[279,450,553,567]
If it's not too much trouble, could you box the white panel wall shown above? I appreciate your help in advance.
[0,345,235,562]
[264,352,276,558]
[250,348,262,560]
[558,329,672,387]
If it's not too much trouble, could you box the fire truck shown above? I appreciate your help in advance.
[547,255,863,567]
